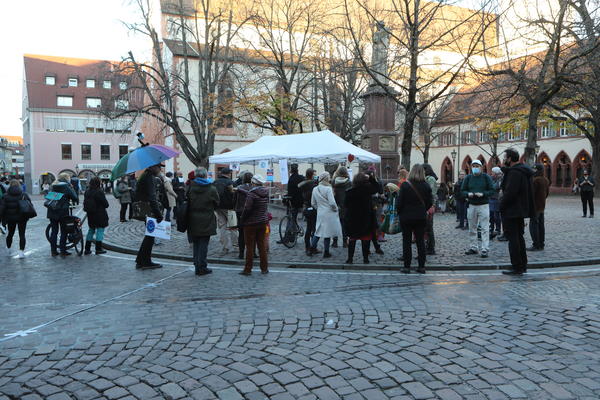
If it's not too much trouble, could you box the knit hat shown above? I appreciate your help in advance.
[318,172,331,183]
[491,167,502,174]
[471,160,482,166]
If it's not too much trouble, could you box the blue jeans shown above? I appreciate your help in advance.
[165,207,172,222]
[50,219,67,253]
[192,236,210,269]
[86,227,105,242]
[310,236,331,253]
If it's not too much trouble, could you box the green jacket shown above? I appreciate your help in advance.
[461,173,495,205]
[187,178,219,237]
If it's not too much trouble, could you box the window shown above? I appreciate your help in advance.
[100,144,110,160]
[68,78,78,87]
[508,129,516,141]
[115,99,129,110]
[119,145,129,159]
[103,80,111,89]
[61,144,72,160]
[119,81,127,90]
[560,122,568,137]
[541,125,550,138]
[478,131,487,143]
[86,79,95,88]
[45,76,55,85]
[81,144,91,160]
[86,98,102,108]
[57,96,73,107]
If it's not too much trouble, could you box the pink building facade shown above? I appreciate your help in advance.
[22,55,142,194]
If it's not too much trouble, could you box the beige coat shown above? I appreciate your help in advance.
[164,179,177,208]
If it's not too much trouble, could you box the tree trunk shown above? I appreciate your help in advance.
[423,142,430,164]
[591,124,600,196]
[524,104,541,165]
[401,105,417,168]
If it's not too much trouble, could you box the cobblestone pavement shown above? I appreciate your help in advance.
[104,196,598,267]
[2,198,600,399]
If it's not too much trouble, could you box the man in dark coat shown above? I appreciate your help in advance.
[83,177,109,255]
[500,149,534,275]
[528,164,550,251]
[280,164,305,244]
[578,170,595,217]
[47,173,79,256]
[135,164,164,269]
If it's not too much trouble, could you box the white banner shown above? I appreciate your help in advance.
[145,217,172,240]
[229,162,240,171]
[279,159,289,184]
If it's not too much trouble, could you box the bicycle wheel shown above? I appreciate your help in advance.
[72,229,84,256]
[45,224,52,243]
[278,216,296,248]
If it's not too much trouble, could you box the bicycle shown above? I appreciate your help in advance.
[278,195,304,248]
[45,205,86,256]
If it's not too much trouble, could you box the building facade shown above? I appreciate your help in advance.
[22,55,142,194]
[0,136,25,177]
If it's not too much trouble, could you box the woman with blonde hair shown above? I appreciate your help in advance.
[396,164,433,273]
[308,172,342,258]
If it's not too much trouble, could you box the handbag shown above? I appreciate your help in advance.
[19,195,37,219]
[132,201,152,221]
[226,209,238,229]
[407,181,434,219]
[381,195,401,234]
[175,200,189,233]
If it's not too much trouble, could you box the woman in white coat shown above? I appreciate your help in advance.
[308,172,343,258]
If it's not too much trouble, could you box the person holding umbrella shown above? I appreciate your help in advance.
[134,163,164,269]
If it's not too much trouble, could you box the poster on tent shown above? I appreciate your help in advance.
[258,160,269,170]
[279,159,289,184]
[229,163,240,171]
[266,169,274,182]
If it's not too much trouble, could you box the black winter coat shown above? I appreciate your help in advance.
[84,187,109,228]
[136,170,163,219]
[500,163,535,219]
[344,185,375,238]
[287,173,305,208]
[396,181,433,222]
[46,182,79,221]
[2,185,30,224]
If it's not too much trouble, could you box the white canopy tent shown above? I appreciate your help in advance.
[208,130,381,165]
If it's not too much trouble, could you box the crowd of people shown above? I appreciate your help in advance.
[0,148,596,277]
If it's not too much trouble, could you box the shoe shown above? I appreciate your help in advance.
[502,270,523,276]
[60,251,72,257]
[84,241,92,255]
[95,241,107,255]
[332,239,338,248]
[261,270,269,274]
[239,271,251,276]
[120,219,126,223]
[238,252,244,259]
[195,267,213,276]
[345,258,353,264]
[426,250,436,256]
[375,248,384,255]
[51,250,59,257]
[401,268,410,274]
[139,263,162,270]
[363,258,369,264]
[590,215,594,218]
[455,225,464,229]
[323,252,332,258]
[582,215,587,218]
[526,246,541,251]
[8,248,17,257]
[497,235,508,242]
[17,250,25,259]
[465,249,478,255]
[416,268,426,274]
[480,251,488,258]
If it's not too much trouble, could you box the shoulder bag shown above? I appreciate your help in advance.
[381,194,401,235]
[407,181,435,219]
[19,194,37,219]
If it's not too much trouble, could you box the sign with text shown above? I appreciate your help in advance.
[145,217,172,240]
[279,159,288,184]
[266,169,274,182]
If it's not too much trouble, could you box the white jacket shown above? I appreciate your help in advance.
[311,183,342,240]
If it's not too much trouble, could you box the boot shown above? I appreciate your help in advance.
[361,240,370,264]
[345,240,355,264]
[95,241,107,255]
[332,237,338,248]
[343,237,348,248]
[84,240,93,255]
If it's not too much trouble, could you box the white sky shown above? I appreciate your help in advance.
[0,0,148,137]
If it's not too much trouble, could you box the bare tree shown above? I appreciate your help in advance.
[343,0,496,168]
[111,0,252,166]
[414,91,454,163]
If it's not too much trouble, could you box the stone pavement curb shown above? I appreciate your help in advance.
[102,240,600,271]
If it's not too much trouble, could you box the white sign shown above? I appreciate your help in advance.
[229,163,240,171]
[258,160,269,170]
[279,159,289,184]
[145,217,172,240]
[347,168,353,180]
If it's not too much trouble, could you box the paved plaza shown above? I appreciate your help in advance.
[104,196,598,268]
[2,197,600,399]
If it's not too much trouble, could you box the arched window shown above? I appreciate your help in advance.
[461,155,472,174]
[552,151,572,188]
[440,157,453,183]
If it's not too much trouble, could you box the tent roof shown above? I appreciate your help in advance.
[209,130,381,164]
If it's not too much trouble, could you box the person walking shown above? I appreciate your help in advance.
[461,160,495,258]
[233,172,253,259]
[280,164,304,244]
[2,179,34,258]
[239,174,270,275]
[454,171,467,229]
[214,167,236,255]
[332,166,351,248]
[500,149,535,276]
[397,164,433,273]
[134,164,164,269]
[187,167,219,275]
[47,173,79,257]
[309,172,343,258]
[344,172,376,264]
[299,169,318,255]
[423,164,438,254]
[528,163,550,251]
[163,172,178,222]
[489,167,503,239]
[117,176,133,222]
[578,170,595,218]
[83,177,109,255]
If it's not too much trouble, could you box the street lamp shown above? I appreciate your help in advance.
[450,149,457,182]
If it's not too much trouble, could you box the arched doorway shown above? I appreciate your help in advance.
[78,169,96,192]
[98,170,112,193]
[58,169,76,178]
[477,155,487,174]
[573,150,592,181]
[461,155,472,175]
[487,155,500,172]
[552,151,572,188]
[537,152,552,184]
[440,157,453,183]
